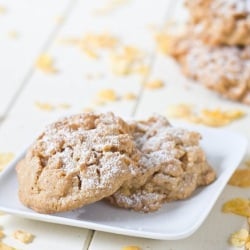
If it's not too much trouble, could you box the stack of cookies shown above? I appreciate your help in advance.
[164,0,250,105]
[16,112,216,214]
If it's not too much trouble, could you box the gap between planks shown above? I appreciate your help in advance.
[0,0,78,128]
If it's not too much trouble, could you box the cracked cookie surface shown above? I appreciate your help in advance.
[108,115,216,212]
[185,0,250,46]
[16,112,139,214]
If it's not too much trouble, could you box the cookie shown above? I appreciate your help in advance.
[108,115,216,212]
[185,0,250,46]
[165,30,250,105]
[16,112,140,214]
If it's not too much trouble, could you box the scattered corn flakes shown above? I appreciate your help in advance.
[110,46,146,76]
[229,228,249,247]
[35,54,57,73]
[96,89,117,103]
[122,246,142,250]
[0,242,16,250]
[0,152,14,171]
[122,92,136,100]
[222,198,250,217]
[12,230,34,244]
[155,32,173,54]
[166,104,245,127]
[144,79,164,89]
[80,33,118,59]
[229,169,250,187]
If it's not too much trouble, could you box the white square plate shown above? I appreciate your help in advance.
[0,125,247,240]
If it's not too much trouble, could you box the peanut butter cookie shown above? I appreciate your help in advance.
[108,115,216,212]
[16,112,140,214]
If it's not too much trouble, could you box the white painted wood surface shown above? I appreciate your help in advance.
[0,0,249,249]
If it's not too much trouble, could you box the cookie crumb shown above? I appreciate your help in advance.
[12,230,34,244]
[229,229,249,247]
[222,198,250,217]
[35,54,57,73]
[122,246,142,250]
[0,152,14,171]
[144,80,164,89]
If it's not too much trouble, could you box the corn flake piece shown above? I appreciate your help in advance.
[229,169,250,187]
[222,198,250,217]
[230,229,249,247]
[0,152,14,171]
[93,0,130,15]
[35,54,57,73]
[0,242,17,250]
[12,230,34,244]
[122,92,136,100]
[166,104,193,118]
[0,229,5,239]
[145,80,164,89]
[0,5,6,14]
[122,246,142,250]
[7,31,19,39]
[57,103,71,109]
[35,102,55,111]
[97,89,117,102]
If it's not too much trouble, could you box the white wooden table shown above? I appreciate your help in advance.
[0,0,249,249]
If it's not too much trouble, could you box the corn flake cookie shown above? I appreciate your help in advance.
[16,112,140,213]
[108,115,216,212]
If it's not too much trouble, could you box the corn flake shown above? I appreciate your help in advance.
[0,152,14,171]
[229,169,250,187]
[96,89,117,102]
[144,80,164,89]
[122,92,136,100]
[122,246,142,250]
[222,198,250,217]
[12,230,34,244]
[229,229,249,247]
[35,54,57,73]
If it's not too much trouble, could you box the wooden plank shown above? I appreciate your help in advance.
[5,0,170,121]
[0,0,74,119]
